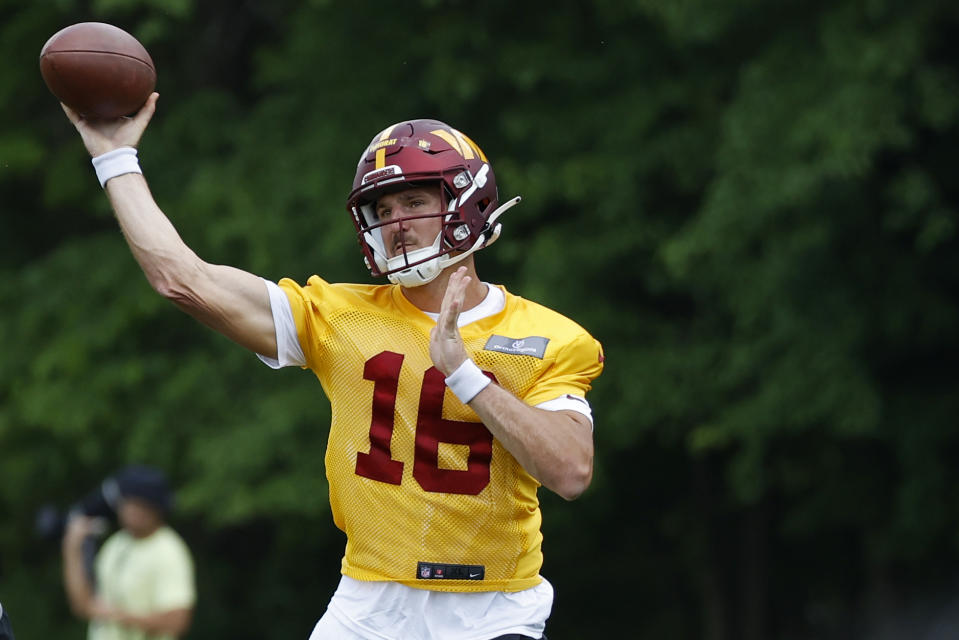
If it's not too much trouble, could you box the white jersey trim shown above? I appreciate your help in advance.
[257,279,307,369]
[322,574,552,640]
[256,279,595,422]
[420,282,505,327]
[536,394,594,425]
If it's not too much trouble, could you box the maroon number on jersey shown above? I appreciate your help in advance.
[355,351,496,495]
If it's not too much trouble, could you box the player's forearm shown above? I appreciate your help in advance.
[469,384,593,500]
[104,172,204,296]
[102,173,278,356]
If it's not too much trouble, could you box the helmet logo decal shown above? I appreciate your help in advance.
[370,138,396,151]
[457,131,488,162]
[369,138,397,153]
[431,129,472,158]
[373,127,399,169]
[430,129,488,162]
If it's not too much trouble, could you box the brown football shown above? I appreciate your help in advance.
[40,22,156,119]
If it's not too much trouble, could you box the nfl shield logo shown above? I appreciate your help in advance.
[420,566,432,578]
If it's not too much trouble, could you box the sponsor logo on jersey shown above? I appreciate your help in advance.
[416,562,485,581]
[483,335,549,359]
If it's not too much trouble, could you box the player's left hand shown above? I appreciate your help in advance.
[429,267,470,376]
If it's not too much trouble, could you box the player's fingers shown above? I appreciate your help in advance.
[444,300,460,333]
[456,274,471,296]
[452,277,470,318]
[132,92,158,127]
[60,102,81,125]
[437,297,457,334]
[438,270,460,312]
[441,268,462,302]
[444,274,469,331]
[433,268,471,342]
[448,269,469,305]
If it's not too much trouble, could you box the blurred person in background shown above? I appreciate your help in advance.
[62,465,196,640]
[61,94,603,640]
[0,600,15,640]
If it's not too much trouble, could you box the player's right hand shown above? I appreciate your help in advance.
[62,92,158,158]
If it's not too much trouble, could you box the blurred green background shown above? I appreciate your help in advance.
[2,0,959,638]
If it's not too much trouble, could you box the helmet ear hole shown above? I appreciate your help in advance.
[477,197,491,213]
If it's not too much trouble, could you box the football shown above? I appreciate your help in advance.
[39,22,156,119]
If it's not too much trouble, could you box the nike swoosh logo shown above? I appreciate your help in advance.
[469,572,481,578]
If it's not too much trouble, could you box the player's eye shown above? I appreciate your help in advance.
[377,209,392,220]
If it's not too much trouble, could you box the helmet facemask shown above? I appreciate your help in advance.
[347,120,521,287]
[354,177,488,287]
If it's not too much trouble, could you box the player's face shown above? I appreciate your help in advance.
[375,186,445,259]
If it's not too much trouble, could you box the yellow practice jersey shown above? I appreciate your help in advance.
[280,276,604,592]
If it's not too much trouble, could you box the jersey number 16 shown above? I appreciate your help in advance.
[355,350,496,496]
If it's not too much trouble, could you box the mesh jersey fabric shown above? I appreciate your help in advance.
[279,276,604,592]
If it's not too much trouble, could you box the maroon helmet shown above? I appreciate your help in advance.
[346,119,520,287]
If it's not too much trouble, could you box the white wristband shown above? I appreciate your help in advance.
[91,146,142,188]
[445,359,492,404]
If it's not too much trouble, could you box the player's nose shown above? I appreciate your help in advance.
[390,209,416,226]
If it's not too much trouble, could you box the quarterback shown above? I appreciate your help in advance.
[62,93,604,640]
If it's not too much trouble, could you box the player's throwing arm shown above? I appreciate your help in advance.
[44,23,277,359]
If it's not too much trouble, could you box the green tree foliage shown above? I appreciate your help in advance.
[1,0,958,638]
